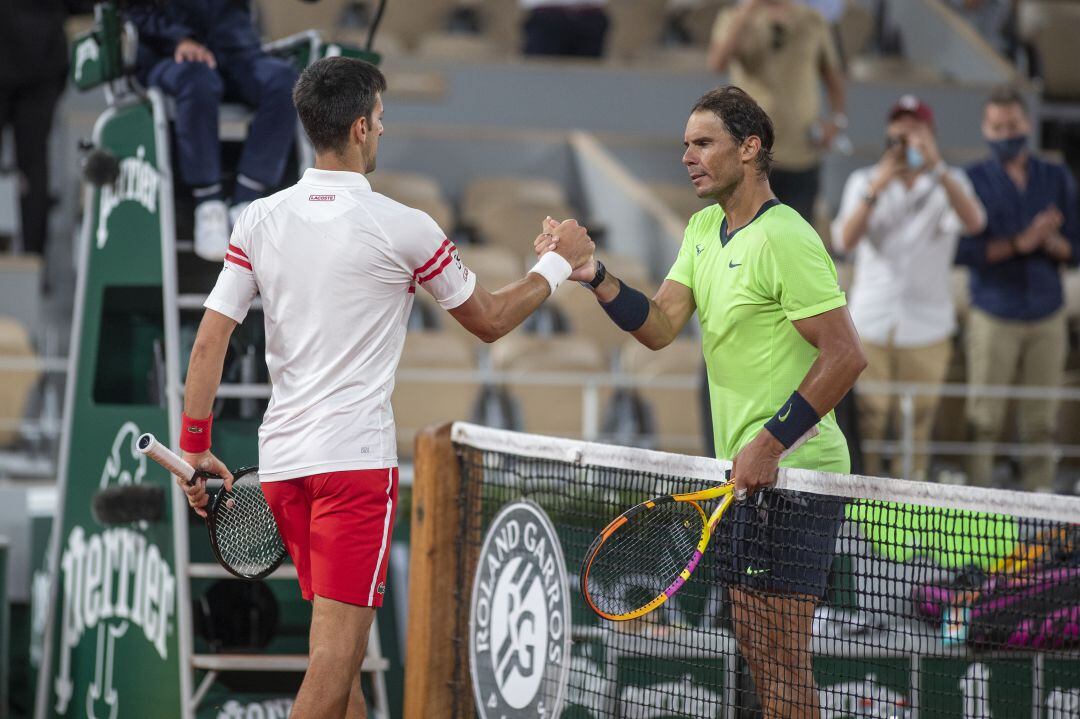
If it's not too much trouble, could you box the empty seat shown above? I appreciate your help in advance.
[474,0,525,53]
[491,334,607,437]
[605,0,670,61]
[255,0,349,40]
[370,171,456,231]
[460,245,525,290]
[392,330,479,456]
[417,32,502,61]
[461,177,569,228]
[378,0,457,49]
[620,337,704,454]
[0,317,40,448]
[472,199,578,254]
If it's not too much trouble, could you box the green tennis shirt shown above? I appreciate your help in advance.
[666,200,851,473]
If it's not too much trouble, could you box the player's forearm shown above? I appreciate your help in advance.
[486,275,552,341]
[183,313,235,419]
[592,273,681,351]
[796,340,867,417]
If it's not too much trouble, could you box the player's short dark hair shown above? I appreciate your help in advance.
[985,85,1028,115]
[293,57,387,155]
[691,86,775,176]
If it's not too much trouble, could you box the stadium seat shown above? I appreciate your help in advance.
[392,330,480,456]
[471,199,578,254]
[254,0,349,40]
[674,0,729,47]
[369,171,457,232]
[417,32,502,61]
[490,334,607,437]
[1019,0,1080,101]
[606,0,670,61]
[473,0,525,54]
[460,245,524,290]
[461,177,570,228]
[620,337,704,454]
[377,0,457,50]
[0,317,40,448]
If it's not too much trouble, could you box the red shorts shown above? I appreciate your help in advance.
[261,468,399,607]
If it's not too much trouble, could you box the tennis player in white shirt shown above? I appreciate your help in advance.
[174,57,593,718]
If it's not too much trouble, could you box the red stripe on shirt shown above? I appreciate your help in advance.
[228,243,248,259]
[418,252,455,284]
[407,286,416,294]
[412,239,453,278]
[226,254,252,270]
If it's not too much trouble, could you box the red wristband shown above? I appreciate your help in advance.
[179,412,212,453]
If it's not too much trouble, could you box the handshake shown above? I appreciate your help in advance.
[534,216,598,285]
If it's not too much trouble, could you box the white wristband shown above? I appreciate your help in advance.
[529,252,573,295]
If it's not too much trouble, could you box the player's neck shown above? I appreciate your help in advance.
[719,177,775,229]
[314,150,369,175]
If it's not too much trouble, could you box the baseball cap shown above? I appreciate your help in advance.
[888,94,934,126]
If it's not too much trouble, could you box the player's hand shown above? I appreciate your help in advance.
[180,450,234,517]
[731,429,784,501]
[175,39,217,69]
[546,218,595,276]
[536,217,597,282]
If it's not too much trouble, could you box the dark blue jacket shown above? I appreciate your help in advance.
[128,0,262,68]
[956,155,1080,321]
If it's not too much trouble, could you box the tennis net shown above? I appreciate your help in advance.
[404,422,1080,719]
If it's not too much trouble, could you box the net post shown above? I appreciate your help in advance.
[403,422,475,719]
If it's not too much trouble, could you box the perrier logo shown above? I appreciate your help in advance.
[53,422,176,717]
[96,145,161,250]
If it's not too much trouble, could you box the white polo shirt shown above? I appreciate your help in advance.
[832,166,983,347]
[204,168,476,481]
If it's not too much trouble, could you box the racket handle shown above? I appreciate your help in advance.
[136,433,197,484]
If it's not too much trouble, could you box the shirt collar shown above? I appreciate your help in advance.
[301,168,371,190]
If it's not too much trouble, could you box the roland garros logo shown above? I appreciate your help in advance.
[469,501,571,719]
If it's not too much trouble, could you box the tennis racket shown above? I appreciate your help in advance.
[136,433,287,580]
[580,427,819,621]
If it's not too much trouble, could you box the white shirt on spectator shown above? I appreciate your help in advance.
[831,166,981,347]
[204,168,475,481]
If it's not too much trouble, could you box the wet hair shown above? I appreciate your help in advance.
[691,85,776,175]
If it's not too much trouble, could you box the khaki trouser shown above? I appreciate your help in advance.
[965,307,1067,490]
[858,338,953,480]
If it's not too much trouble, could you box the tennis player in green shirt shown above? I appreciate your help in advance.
[537,86,867,717]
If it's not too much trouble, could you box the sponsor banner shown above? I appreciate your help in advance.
[920,658,1033,719]
[470,501,572,719]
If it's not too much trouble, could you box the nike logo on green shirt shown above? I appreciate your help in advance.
[728,260,742,268]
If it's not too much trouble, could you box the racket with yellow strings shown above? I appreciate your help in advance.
[580,427,818,621]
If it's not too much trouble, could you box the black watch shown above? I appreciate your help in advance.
[579,260,606,290]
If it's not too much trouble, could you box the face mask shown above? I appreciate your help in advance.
[988,135,1028,163]
[906,146,924,170]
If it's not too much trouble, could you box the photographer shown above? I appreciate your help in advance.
[832,95,985,480]
[126,0,298,262]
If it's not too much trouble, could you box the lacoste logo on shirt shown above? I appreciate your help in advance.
[729,260,742,268]
[696,244,705,255]
[308,194,336,201]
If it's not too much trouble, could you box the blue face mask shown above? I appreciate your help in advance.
[906,146,924,170]
[988,135,1028,163]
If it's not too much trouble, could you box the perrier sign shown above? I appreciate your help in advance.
[35,92,183,718]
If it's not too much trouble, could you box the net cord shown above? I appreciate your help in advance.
[450,422,1080,525]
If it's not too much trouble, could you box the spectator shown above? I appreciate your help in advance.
[832,96,985,480]
[0,0,88,258]
[521,0,609,58]
[127,0,298,262]
[958,85,1080,490]
[708,0,847,224]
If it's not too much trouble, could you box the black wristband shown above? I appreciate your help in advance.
[580,260,606,290]
[764,391,820,449]
[599,279,650,332]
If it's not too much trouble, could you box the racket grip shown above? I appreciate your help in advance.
[136,433,197,484]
